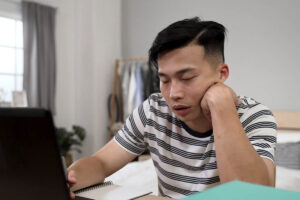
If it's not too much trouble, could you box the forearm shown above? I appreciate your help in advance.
[68,155,106,191]
[211,104,271,185]
[67,140,137,191]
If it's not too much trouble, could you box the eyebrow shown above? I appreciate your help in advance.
[158,67,196,77]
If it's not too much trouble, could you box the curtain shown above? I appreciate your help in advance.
[22,1,56,113]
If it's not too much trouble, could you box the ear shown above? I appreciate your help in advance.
[216,64,229,82]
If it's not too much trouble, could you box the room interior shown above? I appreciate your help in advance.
[0,0,299,197]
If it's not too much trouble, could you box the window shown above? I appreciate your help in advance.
[0,16,23,104]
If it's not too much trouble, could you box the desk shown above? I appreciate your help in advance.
[136,194,171,200]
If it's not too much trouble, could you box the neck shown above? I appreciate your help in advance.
[184,116,212,133]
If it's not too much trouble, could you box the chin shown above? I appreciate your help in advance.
[176,114,193,123]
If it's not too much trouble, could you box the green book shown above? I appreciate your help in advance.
[181,181,300,200]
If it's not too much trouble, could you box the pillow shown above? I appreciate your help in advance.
[275,142,300,169]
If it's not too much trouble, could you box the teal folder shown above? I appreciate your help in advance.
[181,181,300,200]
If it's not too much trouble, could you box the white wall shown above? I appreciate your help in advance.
[121,0,300,111]
[0,0,21,19]
[55,0,121,159]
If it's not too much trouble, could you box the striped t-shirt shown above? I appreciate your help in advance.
[114,93,277,199]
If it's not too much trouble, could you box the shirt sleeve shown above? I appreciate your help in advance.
[113,99,150,155]
[240,104,277,163]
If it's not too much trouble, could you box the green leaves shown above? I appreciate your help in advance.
[72,125,86,141]
[55,125,86,156]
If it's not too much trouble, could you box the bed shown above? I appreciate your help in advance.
[106,111,300,194]
[273,111,300,192]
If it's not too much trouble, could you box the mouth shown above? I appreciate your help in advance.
[172,105,191,116]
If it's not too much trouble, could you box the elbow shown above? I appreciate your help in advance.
[220,174,274,187]
[250,177,273,187]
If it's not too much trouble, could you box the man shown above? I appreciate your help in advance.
[68,17,277,199]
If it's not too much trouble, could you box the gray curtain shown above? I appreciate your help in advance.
[22,1,56,114]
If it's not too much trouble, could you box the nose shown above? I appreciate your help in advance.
[170,81,184,100]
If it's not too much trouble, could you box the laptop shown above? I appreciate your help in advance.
[0,108,92,200]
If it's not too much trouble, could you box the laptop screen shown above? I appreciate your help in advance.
[0,108,71,200]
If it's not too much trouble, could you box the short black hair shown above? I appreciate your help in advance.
[148,17,226,69]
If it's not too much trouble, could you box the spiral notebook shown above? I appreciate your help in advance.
[74,181,152,200]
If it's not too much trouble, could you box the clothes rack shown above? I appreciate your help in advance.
[109,57,148,139]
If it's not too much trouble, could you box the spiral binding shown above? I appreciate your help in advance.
[74,181,113,194]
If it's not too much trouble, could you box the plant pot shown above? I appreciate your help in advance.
[64,153,73,167]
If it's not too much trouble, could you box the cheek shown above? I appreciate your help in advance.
[187,82,210,100]
[187,88,204,101]
[160,87,173,107]
[160,85,169,98]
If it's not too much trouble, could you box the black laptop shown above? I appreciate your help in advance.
[0,108,92,200]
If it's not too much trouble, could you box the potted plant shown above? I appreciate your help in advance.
[55,125,86,166]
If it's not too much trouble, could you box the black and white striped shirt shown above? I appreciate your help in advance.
[114,93,277,199]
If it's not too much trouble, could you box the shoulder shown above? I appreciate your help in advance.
[148,93,165,102]
[237,96,277,134]
[237,96,273,118]
[146,93,169,109]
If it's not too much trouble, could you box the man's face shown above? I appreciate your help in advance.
[158,45,220,124]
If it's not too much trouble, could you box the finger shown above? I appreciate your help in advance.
[204,109,211,122]
[68,175,77,184]
[200,98,211,122]
[70,191,76,199]
[68,169,75,178]
[68,170,77,184]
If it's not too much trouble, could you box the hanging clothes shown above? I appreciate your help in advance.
[134,62,144,109]
[127,62,137,119]
[117,59,160,122]
[120,62,130,120]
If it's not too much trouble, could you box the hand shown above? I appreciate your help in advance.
[200,83,242,121]
[67,170,77,199]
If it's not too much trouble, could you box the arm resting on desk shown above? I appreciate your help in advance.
[68,139,137,191]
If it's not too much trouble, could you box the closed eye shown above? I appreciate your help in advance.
[160,79,170,84]
[182,76,195,81]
